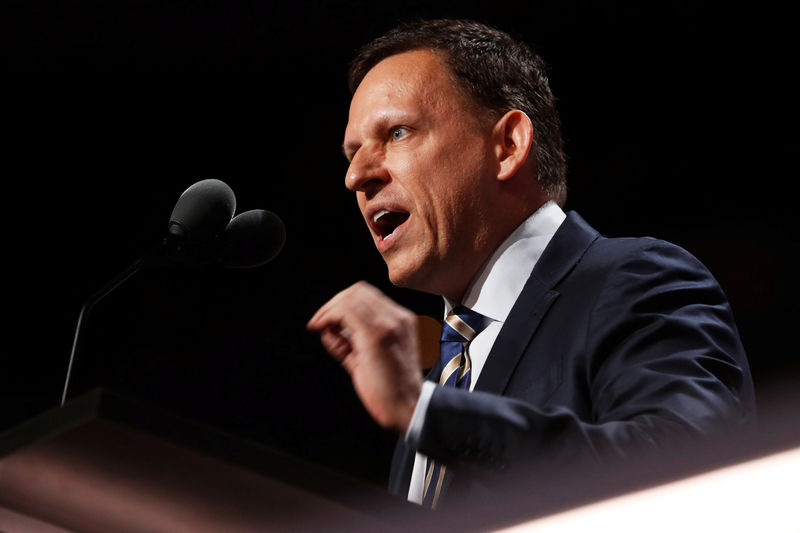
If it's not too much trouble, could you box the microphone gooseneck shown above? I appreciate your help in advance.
[61,256,144,405]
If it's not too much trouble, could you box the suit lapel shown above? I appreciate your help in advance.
[475,211,600,395]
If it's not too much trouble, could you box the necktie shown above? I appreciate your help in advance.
[422,305,487,509]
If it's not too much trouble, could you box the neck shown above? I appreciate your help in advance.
[442,197,553,304]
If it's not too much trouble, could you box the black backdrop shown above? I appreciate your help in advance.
[3,1,797,487]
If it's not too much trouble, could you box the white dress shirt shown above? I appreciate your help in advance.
[404,200,566,504]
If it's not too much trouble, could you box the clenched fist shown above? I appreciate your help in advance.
[307,281,423,433]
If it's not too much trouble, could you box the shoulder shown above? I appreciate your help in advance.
[587,234,705,268]
[579,234,719,289]
[555,230,733,325]
[552,211,712,279]
[577,235,736,340]
[544,212,730,312]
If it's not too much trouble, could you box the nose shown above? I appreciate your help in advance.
[345,147,389,195]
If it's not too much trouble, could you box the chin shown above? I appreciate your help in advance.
[386,259,422,289]
[386,266,416,289]
[386,261,443,296]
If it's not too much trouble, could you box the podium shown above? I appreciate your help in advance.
[4,387,799,532]
[0,389,422,532]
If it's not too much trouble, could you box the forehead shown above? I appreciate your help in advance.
[344,50,471,139]
[353,49,452,103]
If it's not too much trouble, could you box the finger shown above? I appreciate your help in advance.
[308,281,378,331]
[307,298,342,331]
[307,283,361,330]
[319,327,353,361]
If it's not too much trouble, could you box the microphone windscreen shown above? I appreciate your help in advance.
[219,209,286,268]
[168,179,236,243]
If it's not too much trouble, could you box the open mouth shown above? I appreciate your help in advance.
[372,208,410,241]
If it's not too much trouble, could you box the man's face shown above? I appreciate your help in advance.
[343,50,498,299]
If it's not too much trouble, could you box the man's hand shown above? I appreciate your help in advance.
[307,281,423,434]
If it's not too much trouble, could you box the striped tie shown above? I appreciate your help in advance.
[422,305,487,509]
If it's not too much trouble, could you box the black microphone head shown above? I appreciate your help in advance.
[168,179,236,244]
[219,209,286,268]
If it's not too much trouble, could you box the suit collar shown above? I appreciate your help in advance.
[528,211,600,288]
[474,211,600,395]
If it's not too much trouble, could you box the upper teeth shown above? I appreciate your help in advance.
[373,209,391,223]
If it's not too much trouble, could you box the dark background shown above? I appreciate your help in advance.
[3,1,796,488]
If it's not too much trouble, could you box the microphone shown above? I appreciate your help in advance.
[218,209,286,268]
[167,178,236,243]
[148,179,238,268]
[61,179,238,405]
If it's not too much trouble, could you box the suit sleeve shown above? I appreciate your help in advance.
[413,240,755,472]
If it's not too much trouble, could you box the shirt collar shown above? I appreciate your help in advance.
[444,201,566,323]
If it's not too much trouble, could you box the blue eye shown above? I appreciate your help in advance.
[391,127,408,141]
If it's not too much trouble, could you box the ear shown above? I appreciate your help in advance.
[493,110,534,182]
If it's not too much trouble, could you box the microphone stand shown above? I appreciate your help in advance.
[60,235,226,405]
[61,257,143,405]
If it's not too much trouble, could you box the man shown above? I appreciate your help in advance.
[307,19,755,509]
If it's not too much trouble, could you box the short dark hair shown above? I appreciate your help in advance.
[348,19,567,203]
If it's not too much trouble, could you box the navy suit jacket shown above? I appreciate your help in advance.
[388,211,755,504]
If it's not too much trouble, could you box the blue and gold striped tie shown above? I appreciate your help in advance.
[422,305,487,509]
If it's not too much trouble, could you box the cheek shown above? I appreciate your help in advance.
[395,134,488,222]
[434,144,488,207]
[390,150,419,182]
